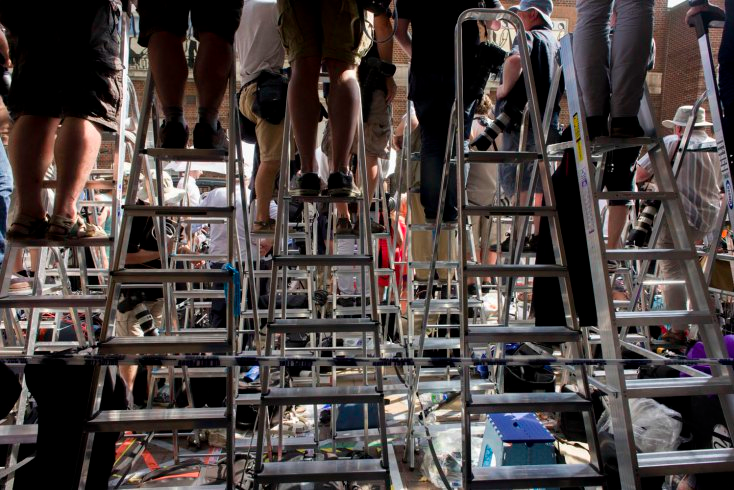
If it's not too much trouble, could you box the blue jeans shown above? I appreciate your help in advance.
[499,127,540,197]
[0,144,13,266]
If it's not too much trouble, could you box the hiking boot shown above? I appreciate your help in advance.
[159,120,189,148]
[370,219,386,234]
[490,233,511,252]
[193,121,228,150]
[291,172,322,196]
[335,217,354,235]
[610,117,645,138]
[327,171,361,197]
[525,234,539,253]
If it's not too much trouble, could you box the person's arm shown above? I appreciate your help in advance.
[375,12,397,103]
[395,17,412,58]
[0,28,10,68]
[496,53,521,100]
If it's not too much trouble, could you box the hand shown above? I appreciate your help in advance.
[385,76,397,104]
[686,4,709,24]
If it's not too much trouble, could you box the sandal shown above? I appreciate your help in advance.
[252,219,276,234]
[46,214,107,240]
[7,214,49,240]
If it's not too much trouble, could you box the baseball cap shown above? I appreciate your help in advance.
[510,0,554,28]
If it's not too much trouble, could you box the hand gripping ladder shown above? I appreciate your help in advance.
[559,31,734,487]
[76,62,259,488]
[252,96,390,488]
[426,9,606,489]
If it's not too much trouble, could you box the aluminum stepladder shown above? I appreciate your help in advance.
[435,9,605,488]
[0,13,135,489]
[77,60,259,488]
[252,93,390,488]
[559,28,734,486]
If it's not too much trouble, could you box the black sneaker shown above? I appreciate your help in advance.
[327,171,361,197]
[490,234,511,252]
[193,121,228,150]
[159,120,189,148]
[335,217,354,235]
[292,172,322,196]
[610,117,644,138]
[525,234,539,253]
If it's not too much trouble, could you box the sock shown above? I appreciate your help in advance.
[163,106,185,125]
[198,107,219,131]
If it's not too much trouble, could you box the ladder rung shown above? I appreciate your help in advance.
[637,448,734,478]
[273,255,372,267]
[614,309,713,326]
[285,194,362,203]
[242,308,312,318]
[383,379,494,395]
[86,407,227,432]
[111,269,233,283]
[626,376,733,398]
[470,463,604,489]
[143,148,228,162]
[151,367,228,378]
[236,435,318,451]
[409,223,460,231]
[268,318,379,334]
[236,393,260,406]
[409,261,459,269]
[606,248,696,261]
[466,392,591,414]
[597,191,676,201]
[122,205,233,217]
[464,205,556,216]
[97,335,230,354]
[33,341,84,353]
[0,424,38,445]
[466,264,567,277]
[256,459,387,484]
[588,333,647,344]
[172,254,229,262]
[467,326,580,344]
[8,236,113,248]
[410,298,482,310]
[412,337,461,350]
[262,386,382,405]
[173,290,226,299]
[465,151,539,164]
[0,295,106,309]
[252,269,309,278]
[334,304,400,315]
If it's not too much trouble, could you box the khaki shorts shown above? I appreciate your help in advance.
[115,298,164,337]
[239,84,284,162]
[277,0,371,65]
[321,90,392,160]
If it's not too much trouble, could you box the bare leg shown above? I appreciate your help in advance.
[194,32,232,112]
[147,32,188,109]
[7,116,59,222]
[255,160,279,222]
[324,59,360,173]
[120,365,137,401]
[289,56,321,173]
[51,118,102,221]
[607,205,628,249]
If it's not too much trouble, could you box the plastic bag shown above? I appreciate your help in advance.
[420,427,482,488]
[597,398,684,453]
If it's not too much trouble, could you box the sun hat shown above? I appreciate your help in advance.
[662,105,713,129]
[138,171,186,205]
[509,0,554,28]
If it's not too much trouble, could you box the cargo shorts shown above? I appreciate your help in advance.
[0,0,123,132]
[115,298,164,337]
[322,90,392,159]
[137,0,244,46]
[277,0,372,65]
[239,83,284,162]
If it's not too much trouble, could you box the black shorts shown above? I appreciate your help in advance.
[602,146,640,206]
[137,0,244,46]
[0,0,123,132]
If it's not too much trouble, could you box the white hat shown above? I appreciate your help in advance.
[662,105,713,129]
[138,171,186,205]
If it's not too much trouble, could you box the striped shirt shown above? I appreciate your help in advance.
[638,132,722,233]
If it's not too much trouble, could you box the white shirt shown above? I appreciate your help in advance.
[178,176,201,206]
[235,0,285,86]
[201,187,248,259]
[638,131,722,233]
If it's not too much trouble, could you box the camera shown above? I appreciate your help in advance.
[626,200,660,247]
[117,292,159,336]
[470,103,524,151]
[467,42,508,102]
[359,57,396,120]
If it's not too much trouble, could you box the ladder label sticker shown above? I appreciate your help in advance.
[727,180,734,210]
[572,112,584,162]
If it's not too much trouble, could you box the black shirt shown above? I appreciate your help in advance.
[397,0,480,77]
[126,200,163,300]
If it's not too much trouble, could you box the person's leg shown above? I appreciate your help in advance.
[573,0,612,118]
[609,0,654,119]
[194,31,232,126]
[324,58,360,174]
[289,56,322,173]
[657,226,686,332]
[148,32,188,111]
[7,116,58,222]
[607,205,628,249]
[48,118,102,224]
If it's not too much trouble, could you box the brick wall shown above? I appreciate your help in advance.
[660,0,723,134]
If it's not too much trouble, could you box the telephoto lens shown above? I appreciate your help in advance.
[132,302,159,336]
[471,112,513,151]
[626,200,661,247]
